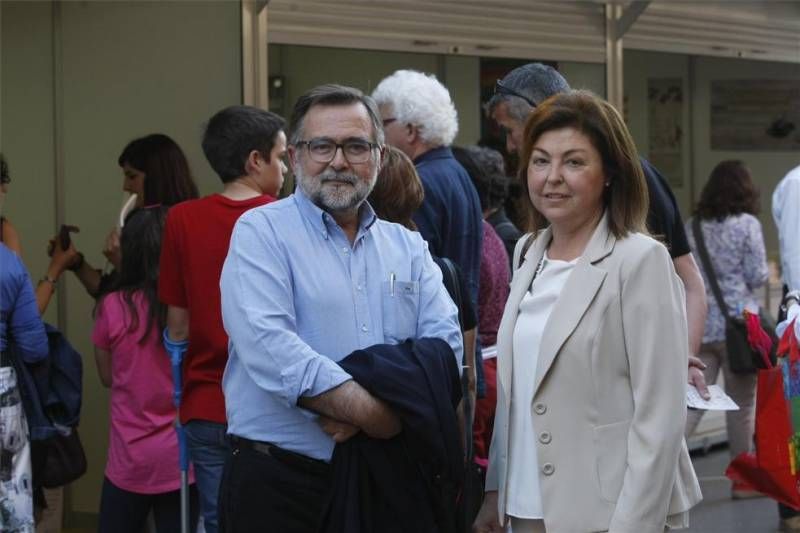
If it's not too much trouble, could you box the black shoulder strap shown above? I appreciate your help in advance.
[518,233,535,269]
[691,217,732,319]
[439,257,465,332]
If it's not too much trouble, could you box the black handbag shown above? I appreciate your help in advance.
[31,427,87,489]
[692,218,777,374]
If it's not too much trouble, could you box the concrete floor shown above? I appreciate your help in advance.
[63,445,788,533]
[688,445,784,533]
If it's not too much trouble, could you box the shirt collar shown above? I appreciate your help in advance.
[413,145,453,165]
[294,188,378,241]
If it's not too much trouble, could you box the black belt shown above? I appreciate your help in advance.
[0,351,11,368]
[229,435,330,475]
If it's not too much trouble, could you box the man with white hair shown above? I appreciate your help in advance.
[372,70,483,313]
[373,71,484,402]
[217,84,462,532]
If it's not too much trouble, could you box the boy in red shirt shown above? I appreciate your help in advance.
[158,106,286,533]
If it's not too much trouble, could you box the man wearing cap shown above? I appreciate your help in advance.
[485,63,709,399]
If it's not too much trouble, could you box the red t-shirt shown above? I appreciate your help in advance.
[158,193,275,424]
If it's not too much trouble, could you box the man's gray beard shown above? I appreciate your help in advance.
[296,166,376,214]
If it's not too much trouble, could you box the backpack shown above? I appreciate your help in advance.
[9,323,86,488]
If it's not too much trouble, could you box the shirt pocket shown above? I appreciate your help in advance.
[593,418,631,503]
[381,280,420,344]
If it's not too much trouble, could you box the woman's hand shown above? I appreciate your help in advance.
[472,491,504,533]
[47,235,80,277]
[102,227,122,269]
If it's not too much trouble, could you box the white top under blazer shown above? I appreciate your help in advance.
[506,252,577,519]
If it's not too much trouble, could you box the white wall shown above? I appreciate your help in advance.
[268,45,483,143]
[691,55,800,256]
[623,49,800,258]
[1,0,242,521]
[1,1,58,322]
[268,45,605,148]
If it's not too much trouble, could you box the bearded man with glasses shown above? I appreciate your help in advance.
[218,84,463,533]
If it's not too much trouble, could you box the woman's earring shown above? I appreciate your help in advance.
[605,181,611,187]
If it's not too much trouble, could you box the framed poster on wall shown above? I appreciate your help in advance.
[711,80,800,151]
[648,78,684,188]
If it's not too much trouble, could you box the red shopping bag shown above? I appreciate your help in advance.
[726,319,800,509]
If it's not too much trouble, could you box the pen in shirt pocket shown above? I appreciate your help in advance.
[389,272,396,296]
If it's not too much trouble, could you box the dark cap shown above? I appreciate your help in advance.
[492,63,571,110]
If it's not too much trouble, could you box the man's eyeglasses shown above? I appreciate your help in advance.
[296,138,380,165]
[494,79,537,108]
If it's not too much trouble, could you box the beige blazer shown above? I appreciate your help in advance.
[485,214,702,533]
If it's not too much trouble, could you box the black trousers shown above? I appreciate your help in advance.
[97,476,199,533]
[218,437,332,533]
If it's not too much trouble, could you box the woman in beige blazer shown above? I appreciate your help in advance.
[472,91,701,533]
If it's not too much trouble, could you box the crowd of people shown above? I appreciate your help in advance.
[1,61,799,533]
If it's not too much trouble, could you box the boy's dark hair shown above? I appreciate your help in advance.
[202,105,286,184]
[452,146,509,212]
[102,206,169,344]
[118,134,199,206]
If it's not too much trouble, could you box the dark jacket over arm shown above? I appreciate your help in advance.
[319,338,462,533]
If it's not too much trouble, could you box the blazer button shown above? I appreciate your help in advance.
[539,431,552,444]
[542,463,555,476]
[534,403,547,415]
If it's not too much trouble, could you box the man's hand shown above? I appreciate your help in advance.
[299,380,402,440]
[472,491,504,533]
[688,355,710,400]
[318,416,360,443]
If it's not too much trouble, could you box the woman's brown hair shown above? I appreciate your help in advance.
[118,134,199,207]
[517,90,649,238]
[368,146,424,230]
[695,160,759,220]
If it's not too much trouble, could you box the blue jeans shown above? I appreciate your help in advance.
[183,420,229,533]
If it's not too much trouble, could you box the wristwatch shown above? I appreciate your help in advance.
[38,275,58,289]
[782,290,800,312]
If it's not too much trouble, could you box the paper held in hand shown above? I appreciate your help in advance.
[119,193,138,228]
[687,384,739,411]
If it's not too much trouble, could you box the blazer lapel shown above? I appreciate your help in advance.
[497,228,551,404]
[533,214,616,395]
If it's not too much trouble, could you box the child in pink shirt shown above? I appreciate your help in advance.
[92,206,197,533]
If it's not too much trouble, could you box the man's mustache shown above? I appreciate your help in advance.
[318,171,358,185]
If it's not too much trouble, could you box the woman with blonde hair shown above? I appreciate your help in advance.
[473,90,701,533]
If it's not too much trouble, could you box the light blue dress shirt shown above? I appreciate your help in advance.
[220,189,462,461]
